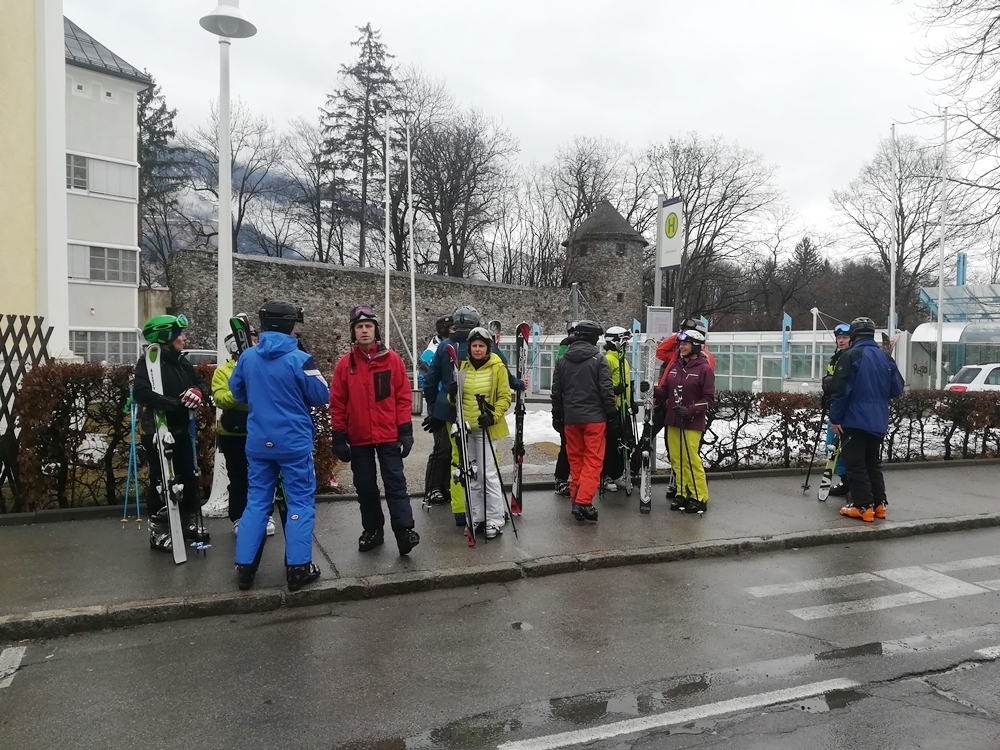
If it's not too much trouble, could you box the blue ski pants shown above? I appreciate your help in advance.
[825,421,846,476]
[351,443,414,532]
[236,453,315,566]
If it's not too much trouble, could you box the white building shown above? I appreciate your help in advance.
[63,18,150,364]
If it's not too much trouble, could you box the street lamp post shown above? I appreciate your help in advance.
[200,0,256,363]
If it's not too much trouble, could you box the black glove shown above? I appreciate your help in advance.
[398,422,414,458]
[631,403,640,415]
[606,413,622,441]
[422,415,445,433]
[448,380,458,400]
[331,431,351,463]
[513,378,526,392]
[653,386,667,403]
[674,404,690,418]
[552,415,564,433]
[821,375,832,393]
[477,411,495,428]
[613,383,627,396]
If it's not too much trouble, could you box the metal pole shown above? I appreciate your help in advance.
[653,195,664,307]
[935,109,948,389]
[216,37,232,364]
[384,112,391,349]
[810,307,818,380]
[407,122,418,389]
[889,123,898,340]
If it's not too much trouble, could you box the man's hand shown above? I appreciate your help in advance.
[831,423,844,437]
[422,415,445,433]
[180,388,202,409]
[448,380,458,400]
[613,383,627,396]
[552,416,564,433]
[477,411,495,428]
[673,404,690,418]
[331,431,351,463]
[398,423,414,458]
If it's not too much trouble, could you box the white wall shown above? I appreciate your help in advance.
[65,66,141,163]
[66,193,137,248]
[68,281,136,328]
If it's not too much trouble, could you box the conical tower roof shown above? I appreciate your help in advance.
[562,200,648,247]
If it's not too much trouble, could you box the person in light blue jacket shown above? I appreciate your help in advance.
[229,300,330,592]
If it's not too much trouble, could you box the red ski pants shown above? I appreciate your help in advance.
[564,422,606,506]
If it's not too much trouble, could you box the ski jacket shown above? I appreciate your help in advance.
[330,343,412,447]
[418,336,441,389]
[459,353,512,440]
[828,338,904,436]
[551,340,616,425]
[423,332,470,423]
[820,348,846,409]
[604,348,633,409]
[662,354,715,433]
[212,357,248,437]
[133,347,206,434]
[229,331,330,459]
[656,334,715,392]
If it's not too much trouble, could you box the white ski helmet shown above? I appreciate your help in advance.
[604,326,631,350]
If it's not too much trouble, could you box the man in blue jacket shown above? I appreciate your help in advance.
[229,300,331,591]
[828,316,905,523]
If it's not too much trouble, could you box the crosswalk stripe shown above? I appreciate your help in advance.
[789,592,934,621]
[0,647,27,689]
[926,556,1000,573]
[744,573,882,598]
[874,566,988,599]
[975,578,1000,591]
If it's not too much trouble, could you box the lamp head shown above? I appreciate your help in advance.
[200,0,257,38]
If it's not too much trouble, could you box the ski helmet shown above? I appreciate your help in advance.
[224,333,239,356]
[258,300,303,334]
[435,315,454,338]
[849,316,876,342]
[833,322,851,338]
[680,317,708,336]
[349,305,382,342]
[467,326,493,353]
[452,305,482,333]
[142,314,189,345]
[574,319,604,345]
[566,320,580,334]
[604,326,631,351]
[677,328,706,354]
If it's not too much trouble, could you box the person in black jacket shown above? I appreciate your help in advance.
[133,314,209,552]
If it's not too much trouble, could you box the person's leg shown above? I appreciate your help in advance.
[278,453,317,566]
[424,425,451,500]
[141,435,164,517]
[218,434,249,523]
[683,428,709,510]
[479,432,506,529]
[564,424,585,502]
[350,445,384,532]
[554,431,570,483]
[839,429,874,521]
[235,457,280,565]
[867,433,888,515]
[465,430,488,525]
[602,423,624,487]
[448,425,467,518]
[575,422,606,505]
[376,442,415,531]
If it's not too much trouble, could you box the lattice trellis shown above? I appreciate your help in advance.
[1,315,53,508]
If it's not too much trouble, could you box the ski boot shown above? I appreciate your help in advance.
[874,500,888,519]
[425,489,447,506]
[236,564,256,591]
[182,514,211,544]
[148,508,172,552]
[359,528,384,552]
[665,483,678,499]
[454,513,466,527]
[394,527,420,556]
[684,499,707,515]
[670,495,689,511]
[828,478,850,497]
[485,521,503,539]
[554,480,571,497]
[571,503,598,522]
[286,563,321,592]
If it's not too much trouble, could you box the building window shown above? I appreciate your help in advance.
[577,244,588,257]
[616,293,624,303]
[616,243,626,257]
[88,247,138,284]
[66,154,87,190]
[70,331,138,365]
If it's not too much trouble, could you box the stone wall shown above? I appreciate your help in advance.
[170,250,638,372]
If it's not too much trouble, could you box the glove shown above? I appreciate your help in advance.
[398,423,414,458]
[653,386,667,403]
[631,403,640,415]
[606,413,622,442]
[821,375,832,393]
[513,378,526,392]
[331,431,351,463]
[613,383,627,396]
[674,404,690,418]
[422,415,445,433]
[478,411,495,428]
[552,416,564,433]
[448,380,458,400]
[180,388,202,409]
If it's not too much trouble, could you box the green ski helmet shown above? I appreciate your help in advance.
[142,314,189,345]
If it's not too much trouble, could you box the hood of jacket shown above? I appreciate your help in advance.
[564,340,599,363]
[256,330,299,360]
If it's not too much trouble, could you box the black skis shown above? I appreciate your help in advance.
[510,321,530,516]
[616,349,636,496]
[445,344,476,547]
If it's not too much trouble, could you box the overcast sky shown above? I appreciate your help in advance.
[64,0,944,238]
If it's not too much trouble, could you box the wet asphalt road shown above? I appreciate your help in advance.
[4,529,1000,749]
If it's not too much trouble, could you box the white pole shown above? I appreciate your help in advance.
[384,112,391,349]
[216,38,232,364]
[810,306,818,380]
[935,108,948,389]
[889,123,898,340]
[407,122,418,389]
[653,195,664,307]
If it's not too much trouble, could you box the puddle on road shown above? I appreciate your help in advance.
[784,688,868,714]
[815,642,883,661]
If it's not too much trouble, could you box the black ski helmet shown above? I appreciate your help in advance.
[680,317,708,336]
[833,322,851,338]
[259,300,303,334]
[349,305,382,342]
[467,326,493,353]
[574,319,603,345]
[452,305,481,333]
[849,316,876,342]
[435,315,454,339]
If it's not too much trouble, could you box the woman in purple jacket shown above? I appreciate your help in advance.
[658,329,715,514]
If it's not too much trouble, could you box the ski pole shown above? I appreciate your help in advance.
[802,406,827,493]
[482,417,519,539]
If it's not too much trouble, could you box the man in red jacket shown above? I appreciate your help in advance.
[329,306,419,556]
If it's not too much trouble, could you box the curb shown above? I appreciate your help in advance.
[3,511,1000,641]
[4,457,999,526]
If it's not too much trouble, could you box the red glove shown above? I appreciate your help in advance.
[180,388,203,409]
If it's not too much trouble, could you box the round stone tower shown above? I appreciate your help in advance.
[562,200,648,328]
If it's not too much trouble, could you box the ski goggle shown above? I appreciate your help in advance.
[834,323,851,336]
[350,305,377,321]
[677,330,705,344]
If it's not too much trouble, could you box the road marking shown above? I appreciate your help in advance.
[789,592,934,621]
[926,556,1000,573]
[882,625,1000,655]
[745,573,882,598]
[0,647,26,689]
[874,566,987,599]
[497,679,860,750]
[976,578,1000,591]
[975,646,1000,659]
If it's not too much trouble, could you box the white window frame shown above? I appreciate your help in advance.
[69,330,139,365]
[66,154,87,190]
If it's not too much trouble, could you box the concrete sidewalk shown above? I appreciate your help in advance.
[1,461,998,640]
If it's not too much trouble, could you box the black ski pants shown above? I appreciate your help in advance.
[142,431,200,518]
[840,428,887,509]
[554,430,570,483]
[352,443,414,532]
[217,434,249,522]
[423,424,452,497]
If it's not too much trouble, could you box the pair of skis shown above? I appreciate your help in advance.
[510,322,531,516]
[817,435,849,502]
[615,349,637,497]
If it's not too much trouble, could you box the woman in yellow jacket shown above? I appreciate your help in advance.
[450,326,512,539]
